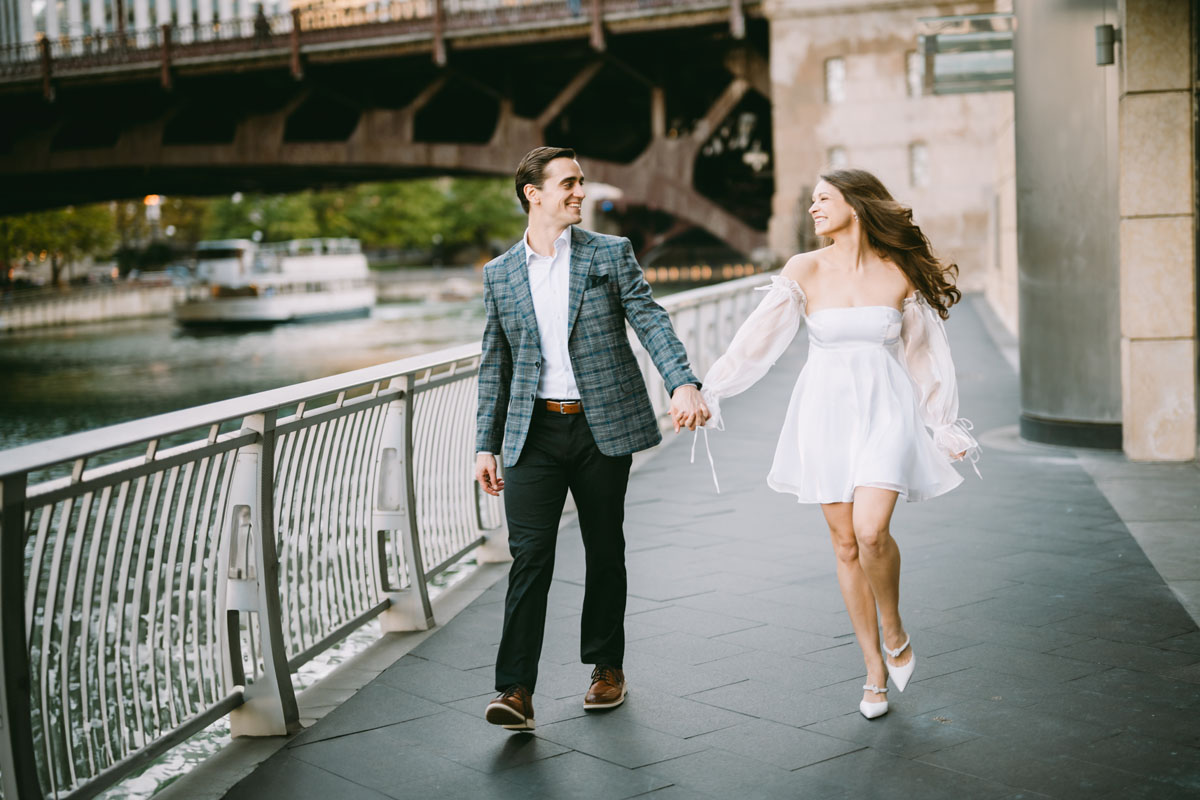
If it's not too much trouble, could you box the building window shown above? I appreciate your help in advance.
[906,51,924,98]
[828,146,847,170]
[825,57,846,104]
[909,142,929,187]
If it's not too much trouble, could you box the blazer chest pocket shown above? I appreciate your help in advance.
[585,273,611,290]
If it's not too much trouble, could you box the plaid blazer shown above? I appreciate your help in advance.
[476,226,698,468]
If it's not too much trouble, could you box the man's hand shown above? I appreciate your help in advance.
[670,384,710,433]
[475,453,505,496]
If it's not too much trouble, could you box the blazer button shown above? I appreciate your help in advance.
[530,393,536,400]
[535,361,541,369]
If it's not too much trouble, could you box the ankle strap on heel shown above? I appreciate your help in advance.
[862,684,888,694]
[884,636,910,659]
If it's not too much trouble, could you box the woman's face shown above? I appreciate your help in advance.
[809,180,855,238]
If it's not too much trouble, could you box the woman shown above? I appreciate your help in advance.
[699,168,978,720]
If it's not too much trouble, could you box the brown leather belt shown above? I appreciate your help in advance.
[543,399,583,415]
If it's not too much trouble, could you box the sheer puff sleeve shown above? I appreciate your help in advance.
[700,275,806,432]
[900,294,981,475]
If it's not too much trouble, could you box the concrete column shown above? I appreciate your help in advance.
[1118,0,1197,460]
[1014,0,1123,447]
[154,0,169,26]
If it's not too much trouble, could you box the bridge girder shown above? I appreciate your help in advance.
[0,15,772,254]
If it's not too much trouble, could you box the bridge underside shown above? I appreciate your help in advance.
[0,17,772,254]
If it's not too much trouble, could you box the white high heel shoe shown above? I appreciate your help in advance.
[884,636,915,692]
[859,683,888,719]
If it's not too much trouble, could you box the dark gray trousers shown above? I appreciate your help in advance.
[493,406,632,694]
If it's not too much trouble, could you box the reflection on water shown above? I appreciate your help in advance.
[0,301,485,451]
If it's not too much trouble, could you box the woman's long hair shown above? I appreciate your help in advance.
[819,168,961,319]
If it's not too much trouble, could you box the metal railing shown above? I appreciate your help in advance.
[0,0,749,82]
[0,271,768,799]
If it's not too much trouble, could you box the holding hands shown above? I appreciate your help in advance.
[670,384,710,433]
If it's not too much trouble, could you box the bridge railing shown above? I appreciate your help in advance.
[0,271,768,799]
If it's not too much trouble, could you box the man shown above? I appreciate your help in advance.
[475,146,707,731]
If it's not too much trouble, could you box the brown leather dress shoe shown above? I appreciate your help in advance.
[584,665,627,710]
[485,685,535,731]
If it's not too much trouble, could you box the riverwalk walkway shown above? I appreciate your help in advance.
[198,297,1198,799]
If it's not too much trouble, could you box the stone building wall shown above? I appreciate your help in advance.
[764,0,1013,294]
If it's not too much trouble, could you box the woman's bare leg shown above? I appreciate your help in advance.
[851,487,911,670]
[821,501,888,704]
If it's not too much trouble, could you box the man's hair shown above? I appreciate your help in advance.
[515,146,577,214]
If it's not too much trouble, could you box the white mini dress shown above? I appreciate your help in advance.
[700,275,978,504]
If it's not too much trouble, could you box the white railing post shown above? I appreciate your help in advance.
[374,381,434,632]
[222,411,300,737]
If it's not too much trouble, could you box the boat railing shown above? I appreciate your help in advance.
[0,271,768,799]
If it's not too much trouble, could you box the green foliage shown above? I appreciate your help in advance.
[204,192,320,242]
[1,203,119,283]
[0,177,526,276]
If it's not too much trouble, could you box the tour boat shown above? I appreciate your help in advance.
[173,238,376,327]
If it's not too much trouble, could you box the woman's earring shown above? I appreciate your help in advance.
[852,213,858,221]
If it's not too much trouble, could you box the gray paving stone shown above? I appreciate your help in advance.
[930,617,1092,654]
[911,666,1058,708]
[627,630,749,666]
[1066,731,1200,790]
[626,604,764,638]
[703,649,852,692]
[620,650,748,698]
[287,683,444,747]
[802,705,981,760]
[637,748,849,800]
[688,679,847,727]
[937,642,1112,683]
[912,699,1119,756]
[605,685,751,738]
[374,654,497,703]
[536,713,707,768]
[687,718,864,770]
[288,728,459,796]
[382,707,572,773]
[224,753,397,800]
[917,735,1152,798]
[710,622,842,658]
[1048,638,1200,674]
[498,750,673,800]
[794,746,1014,800]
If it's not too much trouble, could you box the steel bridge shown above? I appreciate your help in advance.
[0,0,773,254]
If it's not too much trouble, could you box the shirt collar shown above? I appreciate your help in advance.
[524,226,572,264]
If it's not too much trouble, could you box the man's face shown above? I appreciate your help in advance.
[528,157,586,229]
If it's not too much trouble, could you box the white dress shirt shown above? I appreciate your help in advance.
[525,226,580,400]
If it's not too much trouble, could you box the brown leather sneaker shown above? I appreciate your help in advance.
[485,685,535,731]
[584,665,627,710]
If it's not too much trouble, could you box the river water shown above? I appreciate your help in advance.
[0,300,486,450]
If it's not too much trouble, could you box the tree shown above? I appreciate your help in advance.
[1,204,117,285]
[203,192,319,242]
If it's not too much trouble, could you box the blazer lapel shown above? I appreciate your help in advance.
[566,227,597,341]
[504,243,539,337]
